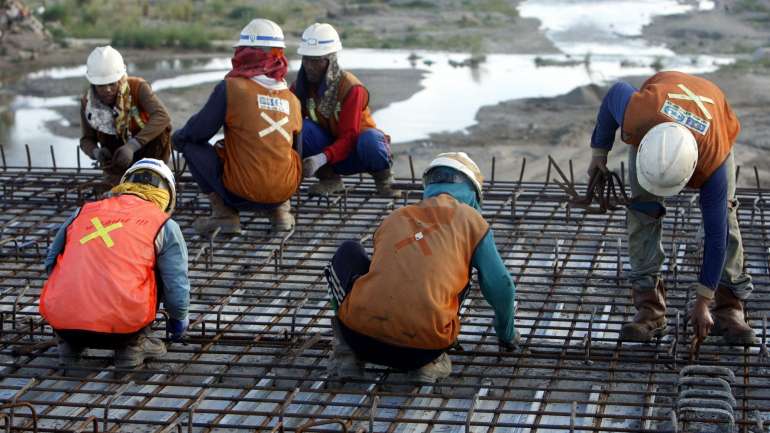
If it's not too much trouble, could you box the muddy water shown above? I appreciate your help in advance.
[0,0,728,168]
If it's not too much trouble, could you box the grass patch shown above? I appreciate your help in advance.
[112,25,212,50]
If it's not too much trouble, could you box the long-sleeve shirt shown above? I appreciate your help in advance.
[423,182,517,344]
[80,78,171,156]
[44,203,190,321]
[172,80,227,147]
[590,81,728,292]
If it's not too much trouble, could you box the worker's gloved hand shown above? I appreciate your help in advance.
[303,153,328,178]
[689,293,714,340]
[166,317,189,342]
[93,147,112,164]
[113,137,142,169]
[587,154,608,177]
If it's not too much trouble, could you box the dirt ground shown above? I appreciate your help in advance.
[388,4,770,188]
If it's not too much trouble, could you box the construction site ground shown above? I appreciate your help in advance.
[0,150,768,432]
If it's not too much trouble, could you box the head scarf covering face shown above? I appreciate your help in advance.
[315,53,343,118]
[226,46,289,81]
[84,75,134,142]
[110,182,170,212]
[294,53,343,119]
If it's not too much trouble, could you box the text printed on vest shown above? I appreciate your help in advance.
[79,217,123,248]
[660,100,710,136]
[258,112,291,142]
[257,95,290,115]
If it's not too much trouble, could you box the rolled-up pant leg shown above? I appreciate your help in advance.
[719,152,753,299]
[627,145,667,291]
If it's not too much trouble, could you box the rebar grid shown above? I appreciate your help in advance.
[0,157,768,433]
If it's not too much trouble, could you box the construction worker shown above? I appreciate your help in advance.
[173,19,301,235]
[292,23,396,197]
[80,46,171,184]
[40,159,190,368]
[588,71,754,346]
[325,152,518,383]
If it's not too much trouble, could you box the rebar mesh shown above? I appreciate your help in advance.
[0,153,768,433]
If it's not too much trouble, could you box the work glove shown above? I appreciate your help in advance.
[166,317,189,343]
[93,147,112,165]
[303,153,328,178]
[113,137,142,169]
[587,154,608,177]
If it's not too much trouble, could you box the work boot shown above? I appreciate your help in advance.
[711,285,757,345]
[193,192,241,235]
[308,165,345,196]
[269,200,295,232]
[370,168,399,198]
[620,280,668,342]
[409,352,452,384]
[114,333,167,368]
[57,339,83,367]
[327,318,364,379]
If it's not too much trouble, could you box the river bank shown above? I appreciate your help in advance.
[390,1,770,187]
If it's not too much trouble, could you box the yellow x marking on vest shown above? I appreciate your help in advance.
[79,217,123,248]
[667,84,715,120]
[259,112,291,142]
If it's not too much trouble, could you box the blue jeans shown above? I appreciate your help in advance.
[301,120,391,175]
[173,134,279,212]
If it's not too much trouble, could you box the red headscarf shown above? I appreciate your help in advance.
[226,47,288,81]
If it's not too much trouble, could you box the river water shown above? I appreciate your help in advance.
[0,0,725,167]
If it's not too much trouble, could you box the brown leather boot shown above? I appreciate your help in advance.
[193,192,241,235]
[620,280,668,342]
[308,165,345,196]
[370,168,399,198]
[711,285,756,345]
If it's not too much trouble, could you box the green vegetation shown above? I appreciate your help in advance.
[733,0,770,12]
[112,26,212,50]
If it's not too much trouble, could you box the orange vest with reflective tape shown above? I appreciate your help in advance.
[221,78,302,204]
[622,71,740,188]
[338,194,489,350]
[40,195,168,334]
[305,71,377,137]
[126,77,151,134]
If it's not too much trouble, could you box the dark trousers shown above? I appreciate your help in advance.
[327,240,445,370]
[175,136,279,212]
[56,328,145,350]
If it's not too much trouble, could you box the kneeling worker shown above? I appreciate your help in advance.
[40,159,190,368]
[173,19,302,234]
[325,152,518,382]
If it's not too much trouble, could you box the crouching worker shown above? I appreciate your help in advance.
[80,46,172,184]
[325,152,518,383]
[173,19,302,235]
[293,23,396,197]
[40,159,190,368]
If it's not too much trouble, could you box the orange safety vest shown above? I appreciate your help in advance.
[304,71,378,137]
[221,78,303,204]
[338,194,490,350]
[621,71,740,188]
[126,77,152,133]
[40,195,169,334]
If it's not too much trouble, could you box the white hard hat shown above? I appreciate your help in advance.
[85,46,126,85]
[636,122,698,197]
[423,152,484,202]
[234,18,285,48]
[120,158,177,214]
[298,23,342,56]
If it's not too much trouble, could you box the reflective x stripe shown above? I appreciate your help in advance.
[79,217,123,248]
[258,112,291,142]
[667,84,715,120]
